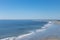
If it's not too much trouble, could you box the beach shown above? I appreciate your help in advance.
[33,21,60,40]
[0,20,60,40]
[18,21,60,40]
[0,0,60,40]
[41,25,60,40]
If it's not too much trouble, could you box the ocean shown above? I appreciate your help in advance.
[0,20,51,40]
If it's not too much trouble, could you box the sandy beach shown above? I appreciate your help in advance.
[26,21,60,40]
[40,21,60,40]
[42,21,60,40]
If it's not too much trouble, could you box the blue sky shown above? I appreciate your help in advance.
[0,0,60,19]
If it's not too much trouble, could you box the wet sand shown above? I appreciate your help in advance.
[40,22,60,40]
[28,22,60,40]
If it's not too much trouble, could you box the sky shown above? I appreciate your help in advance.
[0,0,60,19]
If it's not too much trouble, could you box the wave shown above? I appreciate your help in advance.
[0,21,53,40]
[35,21,52,32]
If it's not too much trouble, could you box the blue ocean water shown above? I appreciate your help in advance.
[0,20,48,39]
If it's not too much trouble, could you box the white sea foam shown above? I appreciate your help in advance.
[0,21,53,40]
[35,21,52,33]
[0,32,34,40]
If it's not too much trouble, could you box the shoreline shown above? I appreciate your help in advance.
[0,20,60,40]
